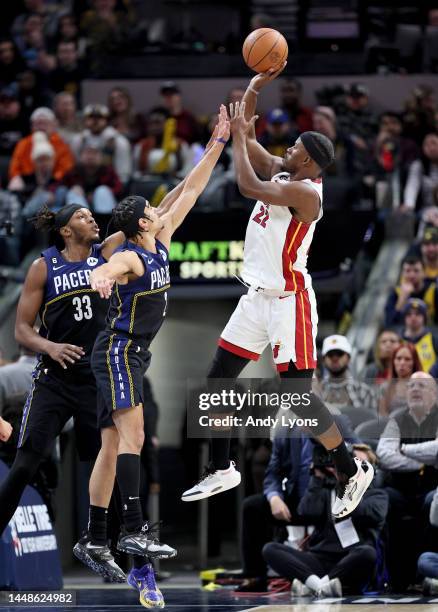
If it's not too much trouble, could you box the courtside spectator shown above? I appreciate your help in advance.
[258,108,298,158]
[14,14,55,74]
[133,107,193,179]
[108,86,145,144]
[418,486,438,594]
[0,189,21,265]
[16,70,52,119]
[337,83,378,174]
[10,132,66,217]
[377,372,438,590]
[401,299,438,373]
[55,14,87,59]
[8,107,74,184]
[406,134,438,211]
[403,85,437,146]
[160,81,200,144]
[236,416,358,593]
[0,39,25,87]
[0,347,37,413]
[0,86,28,157]
[312,105,356,176]
[49,41,84,102]
[385,255,438,326]
[53,92,82,149]
[62,144,122,215]
[317,335,376,412]
[379,343,423,416]
[361,329,400,384]
[279,78,313,133]
[263,444,387,598]
[73,104,132,184]
[419,227,438,281]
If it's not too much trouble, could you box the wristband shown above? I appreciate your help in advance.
[248,87,260,95]
[215,137,227,144]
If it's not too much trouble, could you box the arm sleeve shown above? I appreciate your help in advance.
[376,418,424,470]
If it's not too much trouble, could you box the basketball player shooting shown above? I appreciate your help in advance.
[182,69,374,519]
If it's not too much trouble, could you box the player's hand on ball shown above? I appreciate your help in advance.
[229,101,258,136]
[250,61,287,93]
[48,343,85,369]
[0,417,12,442]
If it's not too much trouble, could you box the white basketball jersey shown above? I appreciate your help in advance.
[241,172,323,293]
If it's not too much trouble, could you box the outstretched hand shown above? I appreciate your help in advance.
[229,101,258,137]
[250,61,287,93]
[205,104,230,151]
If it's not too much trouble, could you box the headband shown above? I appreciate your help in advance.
[54,204,84,231]
[300,131,334,170]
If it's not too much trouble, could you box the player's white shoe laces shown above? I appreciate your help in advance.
[332,457,374,518]
[181,461,241,502]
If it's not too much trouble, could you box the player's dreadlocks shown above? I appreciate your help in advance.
[29,204,57,231]
[112,196,149,239]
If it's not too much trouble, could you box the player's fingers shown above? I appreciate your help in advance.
[66,344,85,355]
[239,101,246,116]
[56,357,68,369]
[249,115,259,127]
[234,101,239,117]
[228,103,234,119]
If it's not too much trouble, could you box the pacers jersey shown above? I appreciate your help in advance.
[106,239,170,344]
[241,172,323,293]
[40,244,108,369]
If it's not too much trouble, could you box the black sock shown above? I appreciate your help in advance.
[116,453,143,533]
[330,442,356,478]
[133,555,150,569]
[88,505,108,545]
[211,438,231,470]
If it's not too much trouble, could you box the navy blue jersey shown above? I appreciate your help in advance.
[39,244,108,369]
[106,239,170,344]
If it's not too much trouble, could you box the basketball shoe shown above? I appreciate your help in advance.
[127,563,165,608]
[117,522,177,559]
[181,461,241,502]
[73,532,126,582]
[332,457,374,518]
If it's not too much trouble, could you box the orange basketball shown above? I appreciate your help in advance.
[242,28,288,73]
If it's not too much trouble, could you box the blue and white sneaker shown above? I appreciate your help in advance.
[128,563,165,608]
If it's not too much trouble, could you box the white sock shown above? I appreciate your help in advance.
[305,574,322,592]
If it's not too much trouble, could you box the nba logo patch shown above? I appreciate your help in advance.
[159,250,167,261]
[87,257,98,266]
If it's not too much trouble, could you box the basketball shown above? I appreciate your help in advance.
[242,28,288,73]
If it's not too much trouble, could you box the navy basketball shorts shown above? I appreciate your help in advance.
[92,331,151,429]
[18,362,101,461]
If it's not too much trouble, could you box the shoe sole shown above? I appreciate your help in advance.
[73,544,126,583]
[117,542,177,559]
[332,461,374,518]
[181,473,241,502]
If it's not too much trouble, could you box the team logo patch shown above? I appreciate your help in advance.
[159,250,167,261]
[87,257,98,266]
[273,340,282,359]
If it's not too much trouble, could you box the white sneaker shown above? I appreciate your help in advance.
[316,577,342,599]
[181,462,241,502]
[291,578,312,597]
[332,457,374,519]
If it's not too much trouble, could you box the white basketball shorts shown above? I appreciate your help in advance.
[218,287,318,371]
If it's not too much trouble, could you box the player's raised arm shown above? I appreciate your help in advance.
[100,231,126,260]
[242,63,286,179]
[90,250,143,298]
[158,105,230,242]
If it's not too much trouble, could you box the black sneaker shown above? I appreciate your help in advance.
[117,522,177,559]
[73,532,126,583]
